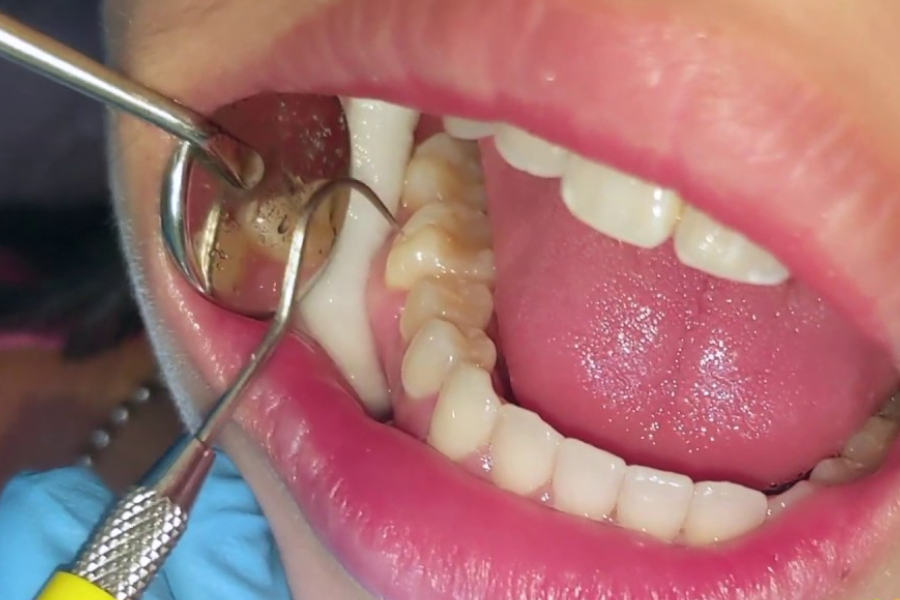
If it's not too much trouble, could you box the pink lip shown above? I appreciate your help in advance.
[145,0,900,598]
[170,297,900,600]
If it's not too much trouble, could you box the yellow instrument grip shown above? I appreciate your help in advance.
[36,572,115,600]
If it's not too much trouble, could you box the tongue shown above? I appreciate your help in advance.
[482,143,898,489]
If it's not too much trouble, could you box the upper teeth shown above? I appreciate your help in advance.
[442,117,790,287]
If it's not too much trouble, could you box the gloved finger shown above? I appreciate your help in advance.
[163,452,290,600]
[0,467,176,600]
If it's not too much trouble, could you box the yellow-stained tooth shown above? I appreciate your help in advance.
[403,132,486,211]
[400,277,494,342]
[385,225,495,290]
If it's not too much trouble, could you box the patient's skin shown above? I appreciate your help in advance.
[103,1,900,599]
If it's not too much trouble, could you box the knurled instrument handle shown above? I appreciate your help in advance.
[70,487,187,600]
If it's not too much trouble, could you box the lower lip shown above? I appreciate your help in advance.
[171,282,900,600]
[135,2,900,594]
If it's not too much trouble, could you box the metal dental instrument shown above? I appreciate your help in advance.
[39,172,396,600]
[0,12,262,190]
[0,12,399,600]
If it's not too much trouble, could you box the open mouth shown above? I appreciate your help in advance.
[121,1,900,598]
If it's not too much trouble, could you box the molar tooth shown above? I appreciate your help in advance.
[494,125,569,178]
[403,133,486,211]
[841,416,898,467]
[235,189,337,265]
[615,466,694,542]
[766,481,816,519]
[809,457,867,485]
[552,439,626,520]
[560,157,682,249]
[443,116,498,141]
[400,277,494,342]
[674,206,790,286]
[490,404,562,495]
[682,482,767,546]
[401,319,495,399]
[402,202,492,248]
[428,363,502,460]
[385,225,495,290]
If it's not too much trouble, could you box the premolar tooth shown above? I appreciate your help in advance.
[300,100,419,415]
[682,482,767,546]
[616,466,693,542]
[400,277,494,342]
[494,125,569,178]
[841,416,898,467]
[428,363,501,460]
[401,319,495,399]
[674,206,790,285]
[552,438,626,520]
[560,157,682,249]
[490,404,562,495]
[443,116,498,141]
[809,457,867,485]
[385,224,495,290]
[402,133,486,211]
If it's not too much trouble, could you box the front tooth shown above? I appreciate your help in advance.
[809,457,867,485]
[682,482,767,545]
[443,116,499,141]
[400,277,494,342]
[674,206,790,285]
[385,224,495,290]
[401,319,495,399]
[552,438,626,520]
[560,157,683,249]
[402,133,486,211]
[615,466,694,542]
[443,117,498,141]
[494,125,569,178]
[490,404,562,495]
[300,100,419,415]
[841,416,898,467]
[428,363,502,460]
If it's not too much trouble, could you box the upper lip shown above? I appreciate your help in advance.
[126,1,900,598]
[142,0,900,361]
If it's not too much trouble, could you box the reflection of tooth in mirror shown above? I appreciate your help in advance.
[181,93,351,318]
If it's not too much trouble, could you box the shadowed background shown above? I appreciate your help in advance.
[0,0,180,492]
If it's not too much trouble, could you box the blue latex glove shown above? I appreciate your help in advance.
[0,452,290,600]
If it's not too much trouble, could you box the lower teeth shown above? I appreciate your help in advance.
[379,130,900,547]
[199,115,900,547]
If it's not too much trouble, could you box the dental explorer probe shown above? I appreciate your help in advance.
[36,175,396,600]
[0,12,262,190]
